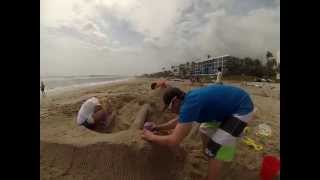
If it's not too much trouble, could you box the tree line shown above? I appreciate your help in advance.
[225,54,278,78]
[142,51,279,79]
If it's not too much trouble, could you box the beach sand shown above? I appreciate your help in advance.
[40,78,280,180]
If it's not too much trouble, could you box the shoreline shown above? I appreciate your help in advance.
[40,77,136,99]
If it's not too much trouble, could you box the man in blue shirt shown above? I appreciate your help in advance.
[142,85,254,180]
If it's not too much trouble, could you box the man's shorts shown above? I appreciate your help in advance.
[199,111,254,162]
[200,122,236,162]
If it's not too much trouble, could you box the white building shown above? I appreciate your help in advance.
[193,55,231,75]
[171,54,235,77]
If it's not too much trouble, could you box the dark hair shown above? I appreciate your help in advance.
[151,82,157,89]
[218,67,222,71]
[163,87,185,106]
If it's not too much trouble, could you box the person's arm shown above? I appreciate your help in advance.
[106,99,113,114]
[154,117,178,131]
[142,122,192,146]
[104,111,116,127]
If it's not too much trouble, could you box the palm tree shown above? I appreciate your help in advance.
[266,51,274,60]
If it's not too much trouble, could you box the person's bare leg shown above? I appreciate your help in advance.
[207,159,221,180]
[130,104,151,130]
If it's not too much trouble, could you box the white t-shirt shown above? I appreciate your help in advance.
[216,72,222,83]
[77,97,101,125]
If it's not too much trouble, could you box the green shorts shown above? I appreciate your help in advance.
[200,122,236,162]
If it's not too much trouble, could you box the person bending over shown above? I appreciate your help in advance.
[142,85,255,180]
[77,97,115,130]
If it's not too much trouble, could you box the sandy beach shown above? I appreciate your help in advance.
[40,78,280,180]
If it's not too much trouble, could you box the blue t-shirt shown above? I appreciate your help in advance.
[179,85,254,123]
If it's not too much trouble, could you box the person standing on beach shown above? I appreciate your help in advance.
[190,76,197,85]
[77,97,115,130]
[216,67,223,85]
[41,81,46,96]
[142,85,255,180]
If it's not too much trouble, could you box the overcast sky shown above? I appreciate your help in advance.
[40,0,280,76]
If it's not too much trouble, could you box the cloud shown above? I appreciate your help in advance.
[142,0,280,63]
[41,0,280,75]
[43,19,108,48]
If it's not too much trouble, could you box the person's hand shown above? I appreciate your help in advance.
[141,130,155,141]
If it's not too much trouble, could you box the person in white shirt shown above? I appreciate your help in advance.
[77,97,114,130]
[216,67,223,85]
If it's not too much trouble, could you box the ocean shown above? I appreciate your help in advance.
[40,75,132,92]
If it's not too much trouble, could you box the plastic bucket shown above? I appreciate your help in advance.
[260,156,280,180]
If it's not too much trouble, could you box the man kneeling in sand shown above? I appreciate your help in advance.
[77,97,115,130]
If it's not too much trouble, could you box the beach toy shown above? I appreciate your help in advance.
[242,137,263,151]
[260,156,280,180]
[144,122,155,131]
[244,127,250,134]
[239,127,250,137]
[256,123,272,137]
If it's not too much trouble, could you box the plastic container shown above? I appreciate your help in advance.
[260,156,280,180]
[144,122,155,131]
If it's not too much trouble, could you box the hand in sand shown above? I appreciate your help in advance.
[141,130,154,141]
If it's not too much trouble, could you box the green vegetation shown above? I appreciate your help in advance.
[141,52,279,81]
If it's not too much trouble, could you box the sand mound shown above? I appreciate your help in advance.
[40,129,187,180]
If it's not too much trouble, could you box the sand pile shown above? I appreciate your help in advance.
[40,79,279,180]
[40,130,186,180]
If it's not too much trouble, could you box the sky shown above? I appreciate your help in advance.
[40,0,280,76]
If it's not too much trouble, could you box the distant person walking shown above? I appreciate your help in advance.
[41,81,46,96]
[216,67,223,85]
